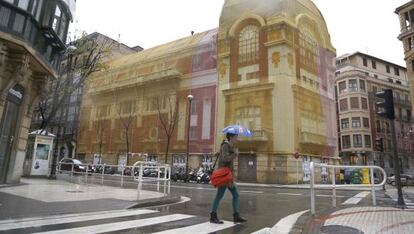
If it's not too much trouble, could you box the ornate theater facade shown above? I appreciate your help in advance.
[78,0,338,184]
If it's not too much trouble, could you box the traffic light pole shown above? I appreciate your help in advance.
[390,119,406,208]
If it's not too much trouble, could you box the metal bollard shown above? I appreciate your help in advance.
[101,164,105,185]
[121,166,124,188]
[85,165,88,183]
[168,166,171,195]
[370,167,376,206]
[331,167,336,208]
[71,164,74,179]
[310,162,315,215]
[157,166,161,192]
[137,164,143,200]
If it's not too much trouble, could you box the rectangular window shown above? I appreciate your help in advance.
[407,109,412,121]
[411,60,414,71]
[202,99,212,140]
[189,127,197,140]
[365,135,372,148]
[376,120,381,133]
[350,97,359,109]
[359,80,366,91]
[17,0,30,10]
[372,60,376,69]
[190,101,197,115]
[363,118,370,128]
[409,37,413,51]
[352,117,361,128]
[339,99,348,112]
[386,65,391,73]
[349,79,358,92]
[363,58,368,67]
[342,135,351,149]
[361,97,368,110]
[394,67,400,76]
[339,81,346,94]
[353,134,362,148]
[341,118,349,129]
[372,85,377,94]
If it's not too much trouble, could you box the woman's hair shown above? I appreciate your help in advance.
[226,133,237,141]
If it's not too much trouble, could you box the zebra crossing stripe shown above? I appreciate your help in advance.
[153,221,236,234]
[0,209,157,231]
[33,214,194,234]
[342,191,370,205]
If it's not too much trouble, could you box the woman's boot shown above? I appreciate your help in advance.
[210,212,224,224]
[233,213,247,223]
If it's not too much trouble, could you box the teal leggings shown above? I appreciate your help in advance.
[211,185,240,213]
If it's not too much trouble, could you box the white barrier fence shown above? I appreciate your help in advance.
[309,162,387,215]
[56,161,171,200]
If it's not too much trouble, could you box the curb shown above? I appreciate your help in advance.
[236,183,375,191]
[127,195,183,209]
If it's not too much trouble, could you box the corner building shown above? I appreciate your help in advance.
[216,0,338,183]
[78,0,338,184]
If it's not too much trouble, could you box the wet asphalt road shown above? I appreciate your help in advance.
[0,175,364,234]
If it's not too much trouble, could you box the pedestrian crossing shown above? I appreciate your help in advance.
[0,209,237,234]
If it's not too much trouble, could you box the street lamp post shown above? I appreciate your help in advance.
[185,94,194,175]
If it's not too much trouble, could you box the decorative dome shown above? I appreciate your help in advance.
[220,0,334,51]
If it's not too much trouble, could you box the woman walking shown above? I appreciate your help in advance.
[210,133,247,224]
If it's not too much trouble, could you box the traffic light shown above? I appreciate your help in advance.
[375,89,395,120]
[375,138,384,152]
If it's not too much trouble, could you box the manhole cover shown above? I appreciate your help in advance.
[321,225,364,234]
[66,190,84,193]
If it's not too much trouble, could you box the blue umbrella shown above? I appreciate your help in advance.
[222,124,253,137]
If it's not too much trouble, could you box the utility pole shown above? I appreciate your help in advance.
[375,89,405,207]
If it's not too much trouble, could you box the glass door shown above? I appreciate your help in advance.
[0,100,20,183]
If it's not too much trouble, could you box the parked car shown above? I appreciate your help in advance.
[95,165,116,175]
[58,159,87,173]
[387,174,413,186]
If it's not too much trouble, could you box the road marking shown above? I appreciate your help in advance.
[0,209,157,231]
[342,191,371,205]
[252,210,309,234]
[33,214,194,234]
[153,221,236,234]
[240,190,264,194]
[277,193,303,196]
[316,194,345,198]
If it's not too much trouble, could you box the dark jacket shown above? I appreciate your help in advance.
[218,140,238,171]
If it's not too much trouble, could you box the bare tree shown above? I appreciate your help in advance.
[114,89,138,165]
[37,34,114,131]
[157,95,180,164]
[93,118,106,162]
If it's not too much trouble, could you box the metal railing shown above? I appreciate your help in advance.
[309,162,387,215]
[56,161,171,200]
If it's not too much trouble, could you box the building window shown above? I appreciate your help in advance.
[17,0,30,10]
[407,109,412,121]
[361,97,368,110]
[349,79,358,92]
[352,117,361,128]
[339,81,346,94]
[364,135,372,148]
[350,97,359,109]
[363,58,368,67]
[189,127,197,140]
[372,60,376,69]
[374,74,378,79]
[190,101,197,115]
[376,120,382,133]
[341,118,349,129]
[372,85,377,94]
[363,118,370,128]
[353,134,362,148]
[342,135,351,149]
[411,60,414,71]
[394,67,400,76]
[386,65,391,73]
[238,25,259,65]
[339,99,348,112]
[359,80,366,91]
[235,107,262,131]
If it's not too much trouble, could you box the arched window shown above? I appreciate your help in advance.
[238,25,259,65]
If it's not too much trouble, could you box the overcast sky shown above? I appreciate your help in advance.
[70,0,409,66]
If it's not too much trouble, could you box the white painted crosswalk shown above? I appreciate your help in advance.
[342,191,370,205]
[0,209,237,234]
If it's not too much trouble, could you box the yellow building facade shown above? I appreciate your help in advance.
[78,0,339,184]
[216,0,338,183]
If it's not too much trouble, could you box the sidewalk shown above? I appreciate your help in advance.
[304,206,414,234]
[0,178,169,220]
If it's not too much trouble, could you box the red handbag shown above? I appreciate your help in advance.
[211,167,233,187]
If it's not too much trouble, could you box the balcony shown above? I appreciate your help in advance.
[0,0,73,74]
[238,129,268,142]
